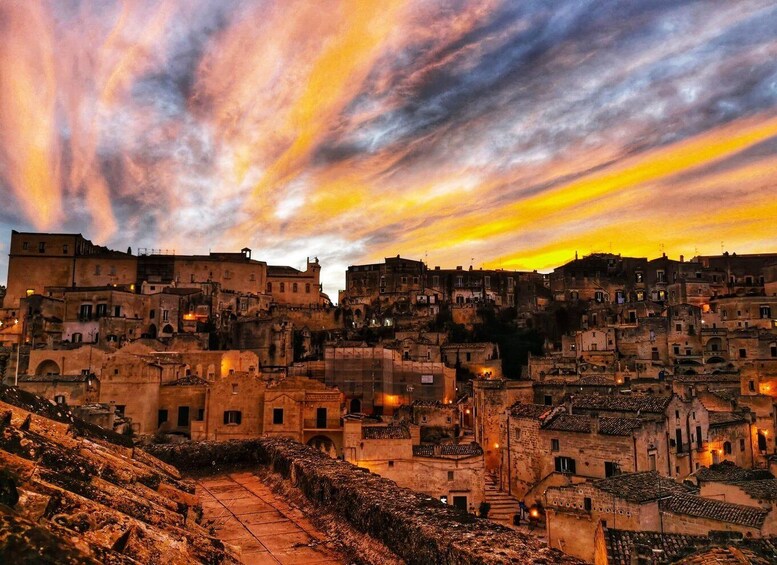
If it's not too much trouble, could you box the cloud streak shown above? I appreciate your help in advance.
[1,0,777,296]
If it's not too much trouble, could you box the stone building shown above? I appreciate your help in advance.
[4,230,137,310]
[266,258,326,306]
[441,342,502,378]
[471,378,533,471]
[324,344,455,415]
[343,418,485,511]
[545,471,692,561]
[550,253,648,304]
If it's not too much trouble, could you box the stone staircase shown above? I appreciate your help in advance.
[484,474,521,526]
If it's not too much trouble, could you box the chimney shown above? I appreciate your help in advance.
[590,412,599,435]
[680,255,684,262]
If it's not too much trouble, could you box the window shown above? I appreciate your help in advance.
[675,429,684,453]
[22,241,29,250]
[635,272,643,283]
[96,303,107,317]
[413,276,419,284]
[740,438,746,452]
[388,460,394,468]
[305,283,311,293]
[273,408,284,425]
[771,343,777,358]
[484,276,490,289]
[605,462,618,477]
[293,282,298,293]
[761,306,772,319]
[267,282,273,292]
[555,456,576,474]
[584,497,592,512]
[109,265,116,276]
[675,323,682,331]
[636,291,645,301]
[739,348,747,359]
[150,309,156,319]
[54,395,66,405]
[232,384,238,394]
[749,380,756,392]
[433,275,440,286]
[62,244,68,254]
[466,352,471,362]
[280,282,285,293]
[158,409,168,426]
[673,345,680,355]
[38,241,46,253]
[72,332,83,343]
[316,407,327,428]
[447,471,454,481]
[723,441,732,455]
[551,439,560,452]
[162,310,169,322]
[113,305,121,317]
[652,347,659,361]
[79,304,93,319]
[656,270,665,283]
[696,426,703,446]
[401,276,408,284]
[544,395,553,406]
[177,406,189,427]
[223,410,242,425]
[595,291,604,303]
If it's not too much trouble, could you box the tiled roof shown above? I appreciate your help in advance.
[674,545,775,565]
[593,471,693,504]
[660,493,768,528]
[162,375,209,386]
[17,374,91,383]
[570,394,671,414]
[603,528,708,564]
[541,414,642,436]
[729,480,777,501]
[603,529,777,565]
[412,443,483,458]
[362,425,411,440]
[695,461,774,483]
[508,402,556,420]
[708,411,747,428]
[674,373,741,383]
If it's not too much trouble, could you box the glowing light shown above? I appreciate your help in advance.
[494,443,500,449]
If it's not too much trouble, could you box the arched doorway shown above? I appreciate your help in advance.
[349,398,362,414]
[35,360,60,376]
[306,435,336,457]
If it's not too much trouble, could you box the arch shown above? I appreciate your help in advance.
[147,324,157,339]
[706,356,726,364]
[349,398,362,414]
[35,360,60,376]
[162,324,175,334]
[723,441,732,455]
[706,337,723,352]
[306,435,337,457]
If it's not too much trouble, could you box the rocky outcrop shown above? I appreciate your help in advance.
[0,385,238,564]
[148,438,584,564]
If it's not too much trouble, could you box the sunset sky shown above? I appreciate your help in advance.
[1,0,777,297]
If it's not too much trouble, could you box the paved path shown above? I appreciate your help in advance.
[197,472,345,565]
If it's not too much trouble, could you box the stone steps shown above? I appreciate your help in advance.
[483,475,521,524]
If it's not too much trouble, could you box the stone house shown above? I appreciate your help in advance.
[343,418,485,512]
[323,344,455,416]
[503,403,670,500]
[441,342,501,378]
[15,373,99,406]
[266,258,325,306]
[471,378,532,471]
[158,375,208,436]
[544,471,692,562]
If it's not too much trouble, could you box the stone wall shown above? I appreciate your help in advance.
[147,438,582,564]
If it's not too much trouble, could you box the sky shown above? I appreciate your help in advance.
[2,0,777,299]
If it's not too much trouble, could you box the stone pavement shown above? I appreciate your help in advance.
[197,472,345,565]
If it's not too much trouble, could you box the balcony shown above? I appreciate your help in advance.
[303,419,342,430]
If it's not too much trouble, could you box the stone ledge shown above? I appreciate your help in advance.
[146,438,583,564]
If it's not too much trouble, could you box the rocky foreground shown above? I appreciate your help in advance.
[0,385,238,564]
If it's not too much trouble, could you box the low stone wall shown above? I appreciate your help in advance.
[146,438,582,564]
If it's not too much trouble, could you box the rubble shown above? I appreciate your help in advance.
[0,385,239,564]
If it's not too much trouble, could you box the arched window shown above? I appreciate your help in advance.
[293,282,298,293]
[723,441,732,455]
[280,282,285,293]
[267,282,272,292]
